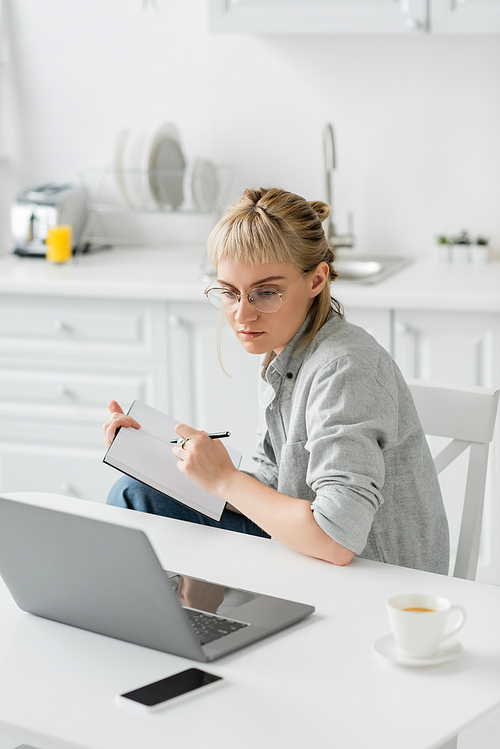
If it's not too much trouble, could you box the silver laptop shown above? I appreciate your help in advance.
[0,497,314,661]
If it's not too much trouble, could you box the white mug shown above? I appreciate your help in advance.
[387,593,466,659]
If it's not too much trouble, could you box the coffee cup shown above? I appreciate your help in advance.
[387,593,466,659]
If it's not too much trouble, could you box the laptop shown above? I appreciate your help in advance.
[0,497,314,662]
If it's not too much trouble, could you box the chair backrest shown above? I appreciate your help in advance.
[407,379,499,581]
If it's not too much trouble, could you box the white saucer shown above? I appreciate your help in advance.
[374,634,462,668]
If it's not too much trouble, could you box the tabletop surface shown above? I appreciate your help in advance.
[0,492,500,749]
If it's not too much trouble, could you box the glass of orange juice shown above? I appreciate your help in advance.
[46,225,72,263]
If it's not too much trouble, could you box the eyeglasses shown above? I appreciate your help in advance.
[204,273,305,314]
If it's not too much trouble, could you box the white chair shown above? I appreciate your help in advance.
[407,378,499,581]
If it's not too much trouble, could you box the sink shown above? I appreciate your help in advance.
[334,254,413,284]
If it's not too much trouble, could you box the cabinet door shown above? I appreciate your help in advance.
[431,0,500,33]
[167,303,261,471]
[209,0,428,34]
[0,443,118,503]
[0,296,160,359]
[0,366,155,422]
[394,309,500,584]
[393,310,499,387]
[342,307,392,353]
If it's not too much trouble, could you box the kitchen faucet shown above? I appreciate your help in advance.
[324,123,355,250]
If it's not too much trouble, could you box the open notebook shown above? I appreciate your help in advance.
[103,401,241,521]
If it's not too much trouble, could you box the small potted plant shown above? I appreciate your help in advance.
[450,230,472,264]
[435,234,450,262]
[471,235,489,264]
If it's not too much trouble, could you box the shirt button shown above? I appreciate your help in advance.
[286,372,293,380]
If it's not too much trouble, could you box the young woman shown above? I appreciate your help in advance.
[105,187,450,574]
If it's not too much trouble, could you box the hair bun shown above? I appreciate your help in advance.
[309,200,330,222]
[243,187,268,206]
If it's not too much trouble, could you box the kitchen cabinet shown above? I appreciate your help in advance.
[208,0,500,34]
[431,0,500,34]
[0,294,169,503]
[393,309,499,387]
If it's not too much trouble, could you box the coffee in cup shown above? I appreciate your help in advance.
[387,593,466,659]
[403,607,435,613]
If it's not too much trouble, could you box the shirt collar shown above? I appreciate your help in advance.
[265,313,343,383]
[266,317,311,382]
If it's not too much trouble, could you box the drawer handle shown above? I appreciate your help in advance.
[395,321,412,336]
[405,17,422,31]
[52,318,68,332]
[60,482,78,497]
[56,384,72,398]
[169,314,184,328]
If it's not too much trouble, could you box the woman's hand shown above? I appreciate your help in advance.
[172,423,238,496]
[173,423,354,565]
[102,400,141,448]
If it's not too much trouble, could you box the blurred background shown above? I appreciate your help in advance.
[0,0,499,257]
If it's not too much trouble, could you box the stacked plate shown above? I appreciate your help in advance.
[191,158,220,212]
[112,123,220,213]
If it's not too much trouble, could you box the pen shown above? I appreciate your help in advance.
[169,431,231,444]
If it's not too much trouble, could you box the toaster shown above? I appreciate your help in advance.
[11,183,88,257]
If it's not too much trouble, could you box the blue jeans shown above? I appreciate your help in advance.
[106,475,271,538]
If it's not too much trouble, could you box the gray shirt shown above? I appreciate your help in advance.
[249,315,450,574]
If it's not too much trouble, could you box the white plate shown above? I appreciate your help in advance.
[148,122,186,210]
[122,129,155,209]
[112,128,131,206]
[191,158,220,212]
[374,634,462,668]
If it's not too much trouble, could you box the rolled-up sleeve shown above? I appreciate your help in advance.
[308,355,397,554]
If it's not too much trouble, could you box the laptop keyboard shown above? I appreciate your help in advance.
[185,608,248,646]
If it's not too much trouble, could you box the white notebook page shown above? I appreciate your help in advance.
[104,401,241,521]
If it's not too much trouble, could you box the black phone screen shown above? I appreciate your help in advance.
[120,668,222,707]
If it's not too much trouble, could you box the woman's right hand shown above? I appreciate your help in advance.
[102,400,141,447]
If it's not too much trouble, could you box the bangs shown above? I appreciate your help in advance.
[207,210,296,269]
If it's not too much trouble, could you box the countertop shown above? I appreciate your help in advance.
[0,246,499,312]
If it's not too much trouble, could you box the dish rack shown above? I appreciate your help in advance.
[79,164,233,247]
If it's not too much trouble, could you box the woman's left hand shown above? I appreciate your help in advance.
[172,423,238,496]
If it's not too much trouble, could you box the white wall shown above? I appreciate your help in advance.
[1,0,499,257]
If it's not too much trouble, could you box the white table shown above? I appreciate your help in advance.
[0,492,499,749]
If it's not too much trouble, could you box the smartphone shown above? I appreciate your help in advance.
[117,668,223,712]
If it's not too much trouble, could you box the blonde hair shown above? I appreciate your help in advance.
[207,187,343,369]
